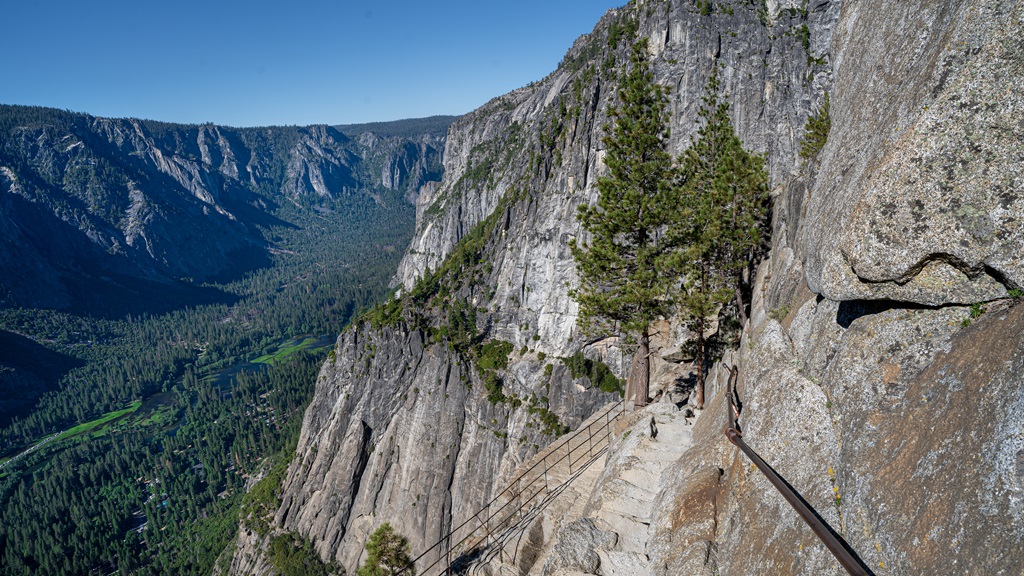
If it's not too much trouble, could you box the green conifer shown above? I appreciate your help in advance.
[673,70,769,409]
[570,38,674,407]
[799,93,831,159]
[357,523,415,576]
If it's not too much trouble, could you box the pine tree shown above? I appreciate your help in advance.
[672,70,769,409]
[570,38,674,408]
[357,523,415,576]
[799,93,831,159]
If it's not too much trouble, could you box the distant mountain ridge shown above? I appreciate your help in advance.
[0,105,453,315]
[336,115,459,139]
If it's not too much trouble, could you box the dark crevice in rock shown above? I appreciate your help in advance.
[710,467,724,543]
[851,252,986,287]
[983,263,1020,292]
[370,434,395,511]
[836,300,937,329]
[347,421,374,529]
[439,405,464,555]
[834,294,1014,329]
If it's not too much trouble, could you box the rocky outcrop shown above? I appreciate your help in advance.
[527,1,1024,574]
[221,524,274,576]
[282,126,359,198]
[271,322,614,572]
[532,0,1024,574]
[803,0,1023,306]
[701,1,1024,573]
[0,108,449,314]
[229,0,1024,574]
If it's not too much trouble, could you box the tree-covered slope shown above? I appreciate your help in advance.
[0,109,452,576]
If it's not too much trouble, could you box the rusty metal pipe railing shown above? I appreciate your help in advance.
[724,366,874,576]
[463,443,612,574]
[395,399,624,576]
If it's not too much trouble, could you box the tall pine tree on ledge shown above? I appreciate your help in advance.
[570,38,673,408]
[671,69,770,410]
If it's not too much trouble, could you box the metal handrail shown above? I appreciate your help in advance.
[395,399,624,576]
[463,444,613,575]
[419,402,620,575]
[724,366,874,576]
[436,402,621,575]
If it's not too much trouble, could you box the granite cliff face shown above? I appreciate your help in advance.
[0,108,449,314]
[229,0,1024,574]
[698,1,1024,573]
[532,0,1024,574]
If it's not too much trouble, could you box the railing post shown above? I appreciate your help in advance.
[588,421,594,459]
[567,438,573,474]
[605,406,611,448]
[485,502,492,547]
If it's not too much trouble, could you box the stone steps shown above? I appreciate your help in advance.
[460,400,696,575]
[582,404,696,570]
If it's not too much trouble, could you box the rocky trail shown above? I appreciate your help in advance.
[470,395,698,576]
[582,404,695,572]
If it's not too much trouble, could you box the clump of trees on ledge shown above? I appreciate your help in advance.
[571,38,771,410]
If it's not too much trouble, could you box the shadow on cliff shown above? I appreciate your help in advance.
[0,189,251,319]
[61,271,242,319]
[836,299,937,329]
[0,330,85,429]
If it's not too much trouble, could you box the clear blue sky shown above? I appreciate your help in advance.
[1,1,623,127]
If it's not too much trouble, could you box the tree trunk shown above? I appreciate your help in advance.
[636,331,650,407]
[732,193,748,328]
[696,318,705,410]
[626,330,651,408]
[735,283,748,327]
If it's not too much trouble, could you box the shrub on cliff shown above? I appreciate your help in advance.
[800,94,831,159]
[268,531,339,576]
[357,522,415,576]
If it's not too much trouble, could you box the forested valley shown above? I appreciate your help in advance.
[0,108,446,575]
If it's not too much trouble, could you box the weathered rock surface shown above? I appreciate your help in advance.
[543,517,619,575]
[221,524,274,576]
[700,0,1024,574]
[270,323,614,573]
[804,0,1024,304]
